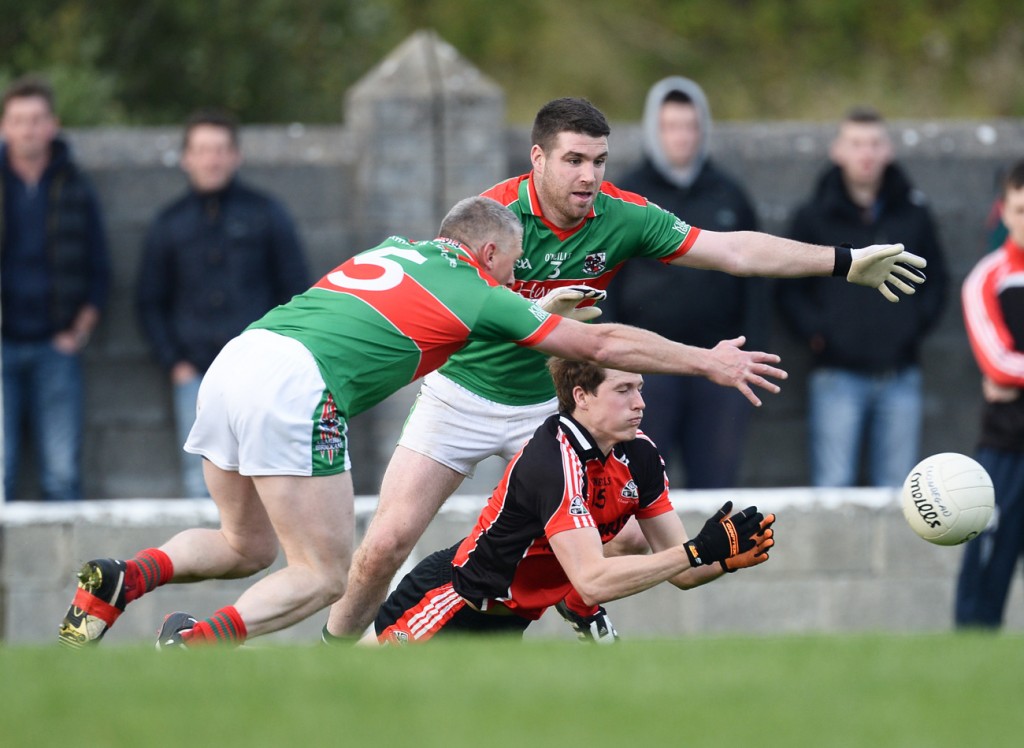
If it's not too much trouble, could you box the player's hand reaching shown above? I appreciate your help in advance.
[537,285,607,321]
[554,600,619,644]
[720,508,775,572]
[705,336,788,407]
[844,243,927,302]
[683,501,767,569]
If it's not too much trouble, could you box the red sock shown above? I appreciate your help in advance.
[182,606,248,646]
[124,548,174,604]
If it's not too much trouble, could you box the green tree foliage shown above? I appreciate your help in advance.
[1,0,1021,125]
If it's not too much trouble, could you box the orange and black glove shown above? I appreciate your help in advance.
[720,508,775,572]
[683,501,765,568]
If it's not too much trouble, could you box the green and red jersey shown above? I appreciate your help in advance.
[248,235,559,418]
[437,173,700,405]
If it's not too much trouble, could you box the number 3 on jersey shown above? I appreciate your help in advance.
[326,248,427,292]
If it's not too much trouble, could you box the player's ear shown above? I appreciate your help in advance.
[530,143,545,171]
[479,241,498,270]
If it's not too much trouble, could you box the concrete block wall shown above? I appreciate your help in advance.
[3,490,1021,645]
[19,115,1015,502]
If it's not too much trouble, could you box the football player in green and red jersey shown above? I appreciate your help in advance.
[324,97,927,642]
[59,196,786,649]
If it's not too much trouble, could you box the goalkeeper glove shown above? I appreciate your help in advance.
[554,600,619,643]
[683,501,764,568]
[837,243,927,303]
[720,509,775,572]
[537,285,607,321]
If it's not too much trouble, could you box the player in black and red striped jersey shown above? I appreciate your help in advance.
[367,358,775,644]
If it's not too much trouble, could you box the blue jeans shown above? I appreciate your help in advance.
[2,339,84,501]
[808,366,922,488]
[955,446,1024,629]
[174,375,209,498]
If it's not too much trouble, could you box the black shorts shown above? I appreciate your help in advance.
[374,542,531,643]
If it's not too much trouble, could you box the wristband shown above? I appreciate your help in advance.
[832,244,853,277]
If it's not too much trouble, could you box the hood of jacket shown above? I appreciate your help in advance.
[641,76,711,190]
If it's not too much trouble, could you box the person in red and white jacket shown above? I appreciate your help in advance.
[956,158,1024,629]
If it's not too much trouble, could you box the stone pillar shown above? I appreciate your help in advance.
[342,30,507,492]
[345,28,506,246]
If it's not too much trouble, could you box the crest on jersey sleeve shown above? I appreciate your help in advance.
[583,252,606,275]
[568,495,590,516]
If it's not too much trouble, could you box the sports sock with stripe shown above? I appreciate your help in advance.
[124,548,174,604]
[183,606,248,646]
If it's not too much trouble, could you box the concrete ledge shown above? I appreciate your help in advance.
[2,488,1021,645]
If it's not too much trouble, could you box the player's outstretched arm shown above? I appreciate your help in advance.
[534,321,787,407]
[678,230,926,302]
[548,502,769,607]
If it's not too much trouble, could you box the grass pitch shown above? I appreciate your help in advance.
[2,633,1021,747]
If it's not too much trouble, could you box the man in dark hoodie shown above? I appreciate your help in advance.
[1,75,110,501]
[611,77,766,489]
[136,109,310,497]
[775,107,948,487]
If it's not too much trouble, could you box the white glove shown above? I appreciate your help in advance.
[554,600,619,644]
[536,285,606,321]
[847,243,928,303]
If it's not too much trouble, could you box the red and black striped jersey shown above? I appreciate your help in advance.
[451,412,674,619]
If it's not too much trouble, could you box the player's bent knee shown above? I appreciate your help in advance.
[233,542,279,576]
[317,568,348,606]
[358,533,414,573]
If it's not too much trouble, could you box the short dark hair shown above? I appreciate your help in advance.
[842,105,885,126]
[531,98,610,153]
[547,358,608,414]
[662,90,694,106]
[1003,159,1024,195]
[2,75,56,116]
[182,108,240,150]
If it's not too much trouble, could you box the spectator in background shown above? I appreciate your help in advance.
[983,166,1009,252]
[775,106,948,487]
[955,159,1024,629]
[136,109,310,498]
[1,75,110,501]
[609,77,766,488]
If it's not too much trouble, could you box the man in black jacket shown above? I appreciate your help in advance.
[610,77,766,488]
[1,76,110,501]
[775,107,948,487]
[136,110,310,497]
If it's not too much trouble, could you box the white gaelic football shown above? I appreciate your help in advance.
[901,452,994,546]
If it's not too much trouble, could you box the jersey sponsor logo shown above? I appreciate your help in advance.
[620,480,639,500]
[583,252,606,275]
[599,515,632,540]
[569,495,590,516]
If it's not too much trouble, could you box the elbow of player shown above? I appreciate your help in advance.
[571,578,606,608]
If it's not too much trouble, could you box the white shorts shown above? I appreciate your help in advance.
[397,371,557,477]
[184,329,351,476]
